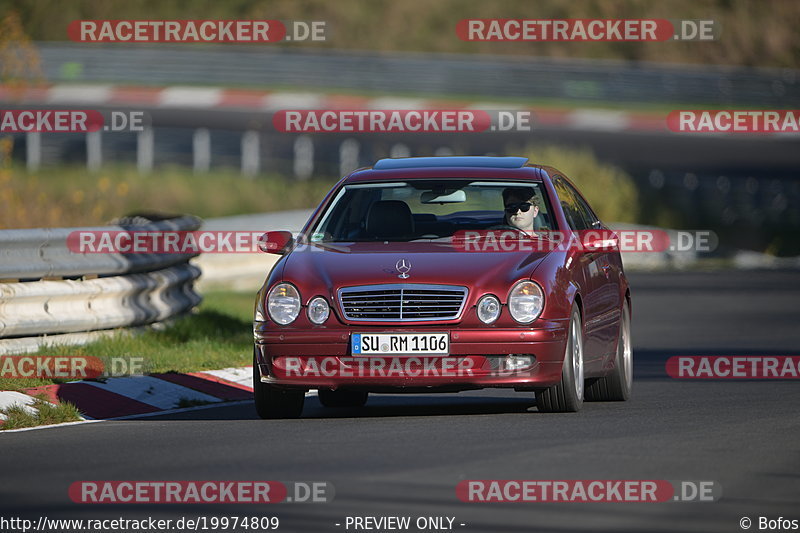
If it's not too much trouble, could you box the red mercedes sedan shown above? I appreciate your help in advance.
[253,156,632,417]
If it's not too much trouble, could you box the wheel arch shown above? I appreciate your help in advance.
[572,291,583,319]
[625,288,632,318]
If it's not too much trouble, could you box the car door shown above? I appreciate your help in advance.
[552,177,609,365]
[563,179,622,361]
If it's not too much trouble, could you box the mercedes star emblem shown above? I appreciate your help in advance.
[395,259,412,279]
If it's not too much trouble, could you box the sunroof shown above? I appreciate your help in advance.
[373,156,528,170]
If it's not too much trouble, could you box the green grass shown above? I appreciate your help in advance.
[175,398,217,408]
[0,163,338,230]
[0,395,82,430]
[0,290,255,393]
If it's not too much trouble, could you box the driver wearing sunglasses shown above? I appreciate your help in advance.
[502,186,541,236]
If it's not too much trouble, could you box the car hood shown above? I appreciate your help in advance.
[283,241,550,293]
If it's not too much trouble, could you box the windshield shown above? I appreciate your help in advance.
[310,180,555,242]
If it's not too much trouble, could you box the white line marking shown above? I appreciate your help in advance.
[82,375,221,409]
[159,86,222,108]
[201,366,254,388]
[47,84,113,104]
[263,92,324,110]
[0,391,40,419]
[568,109,631,131]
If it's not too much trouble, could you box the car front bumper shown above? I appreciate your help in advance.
[254,320,569,390]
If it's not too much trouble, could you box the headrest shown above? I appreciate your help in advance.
[365,200,415,239]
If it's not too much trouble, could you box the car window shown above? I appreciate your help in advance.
[553,177,592,230]
[562,179,601,229]
[311,180,554,242]
[576,197,600,228]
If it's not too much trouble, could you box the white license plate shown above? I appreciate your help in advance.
[352,333,449,355]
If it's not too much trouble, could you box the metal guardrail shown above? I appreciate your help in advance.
[37,43,800,107]
[0,215,201,281]
[0,264,201,337]
[0,216,203,354]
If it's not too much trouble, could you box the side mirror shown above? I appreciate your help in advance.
[258,231,294,254]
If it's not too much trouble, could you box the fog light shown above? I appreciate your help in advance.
[307,296,330,324]
[477,295,501,324]
[504,354,536,371]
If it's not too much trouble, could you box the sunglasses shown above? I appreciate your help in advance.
[504,202,534,214]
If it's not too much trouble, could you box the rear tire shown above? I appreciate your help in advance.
[536,305,584,413]
[318,389,368,408]
[585,304,632,401]
[253,354,305,419]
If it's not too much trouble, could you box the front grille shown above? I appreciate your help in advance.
[339,284,468,322]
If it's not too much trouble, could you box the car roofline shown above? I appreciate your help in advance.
[372,156,529,170]
[343,163,549,183]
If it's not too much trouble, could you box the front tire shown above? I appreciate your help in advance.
[253,353,305,419]
[536,304,584,413]
[585,304,632,401]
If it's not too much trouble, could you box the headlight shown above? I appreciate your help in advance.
[307,296,330,324]
[477,295,501,324]
[267,283,301,325]
[508,281,544,324]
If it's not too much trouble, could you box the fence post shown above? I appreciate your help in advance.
[87,131,102,172]
[390,143,410,158]
[26,132,41,171]
[339,138,360,176]
[193,128,210,173]
[293,135,314,180]
[241,130,260,178]
[137,128,154,173]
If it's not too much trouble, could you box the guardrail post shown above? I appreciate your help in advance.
[26,132,41,171]
[434,146,454,156]
[193,128,210,173]
[241,130,259,178]
[137,128,154,173]
[339,138,360,176]
[293,135,314,180]
[390,143,410,158]
[87,131,102,172]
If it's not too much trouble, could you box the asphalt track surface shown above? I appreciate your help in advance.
[2,270,799,533]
